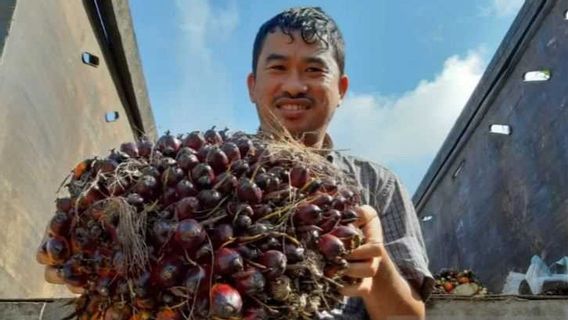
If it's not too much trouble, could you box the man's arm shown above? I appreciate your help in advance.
[340,206,425,320]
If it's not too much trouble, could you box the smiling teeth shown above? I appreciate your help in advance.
[279,104,306,111]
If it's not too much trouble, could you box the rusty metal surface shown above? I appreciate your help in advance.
[414,0,568,292]
[0,0,148,298]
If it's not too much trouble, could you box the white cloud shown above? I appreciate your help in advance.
[329,50,486,170]
[161,0,239,133]
[484,0,524,17]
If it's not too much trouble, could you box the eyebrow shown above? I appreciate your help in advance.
[264,54,328,66]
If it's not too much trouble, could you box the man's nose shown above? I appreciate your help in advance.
[281,72,308,97]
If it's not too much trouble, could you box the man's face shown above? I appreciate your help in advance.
[247,30,348,140]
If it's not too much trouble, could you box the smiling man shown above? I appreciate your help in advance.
[247,7,434,320]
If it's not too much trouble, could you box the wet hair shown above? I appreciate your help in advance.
[252,7,345,75]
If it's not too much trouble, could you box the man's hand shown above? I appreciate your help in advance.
[340,205,385,298]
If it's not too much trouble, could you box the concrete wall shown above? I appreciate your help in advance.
[0,0,146,298]
[1,296,567,320]
[414,0,568,292]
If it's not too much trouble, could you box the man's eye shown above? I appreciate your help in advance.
[269,65,286,71]
[306,67,324,73]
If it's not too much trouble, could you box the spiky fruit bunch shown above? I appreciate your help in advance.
[37,128,365,319]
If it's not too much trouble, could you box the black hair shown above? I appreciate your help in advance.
[252,7,345,75]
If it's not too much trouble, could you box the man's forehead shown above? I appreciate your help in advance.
[260,30,334,62]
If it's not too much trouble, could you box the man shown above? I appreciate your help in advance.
[247,7,434,320]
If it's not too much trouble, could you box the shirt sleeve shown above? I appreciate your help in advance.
[371,167,435,301]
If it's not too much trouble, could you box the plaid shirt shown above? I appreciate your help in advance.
[325,150,435,320]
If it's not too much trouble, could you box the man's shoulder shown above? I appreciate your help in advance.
[330,150,397,182]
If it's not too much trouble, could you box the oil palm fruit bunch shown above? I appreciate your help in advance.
[37,128,365,319]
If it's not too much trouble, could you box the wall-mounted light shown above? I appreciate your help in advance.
[82,52,100,67]
[105,111,119,122]
[523,70,551,82]
[422,215,434,222]
[489,124,512,135]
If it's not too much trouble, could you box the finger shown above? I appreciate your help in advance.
[45,266,65,284]
[348,241,384,260]
[344,258,381,278]
[66,284,85,294]
[353,205,379,228]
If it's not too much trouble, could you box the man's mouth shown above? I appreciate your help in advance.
[277,104,309,111]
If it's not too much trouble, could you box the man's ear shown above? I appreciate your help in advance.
[247,72,256,103]
[338,74,349,103]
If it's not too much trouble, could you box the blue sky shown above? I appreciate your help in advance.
[130,0,523,195]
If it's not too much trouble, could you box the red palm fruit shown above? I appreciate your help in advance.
[176,150,199,171]
[155,308,182,320]
[156,131,181,156]
[321,178,338,193]
[293,203,323,226]
[191,163,214,187]
[72,159,92,179]
[141,165,161,179]
[211,224,234,248]
[258,237,280,251]
[268,165,290,183]
[45,236,70,264]
[126,193,144,208]
[284,243,305,263]
[236,137,254,157]
[77,186,104,210]
[92,248,114,277]
[174,197,200,220]
[246,222,269,236]
[151,220,175,246]
[221,142,241,163]
[205,126,224,145]
[252,204,272,220]
[302,178,323,194]
[48,211,71,237]
[197,144,213,162]
[230,159,250,177]
[119,142,139,158]
[210,283,243,319]
[184,265,207,296]
[206,146,229,174]
[330,225,363,250]
[92,158,119,175]
[134,175,158,199]
[235,215,252,230]
[331,195,347,211]
[161,166,184,187]
[55,197,73,213]
[341,208,359,224]
[194,242,213,263]
[214,248,244,275]
[290,166,309,188]
[175,179,198,198]
[182,131,205,150]
[237,178,262,204]
[36,241,50,265]
[213,172,238,195]
[156,157,177,172]
[133,297,155,310]
[152,257,185,288]
[227,202,254,217]
[235,244,260,260]
[137,138,154,158]
[320,209,342,232]
[103,303,131,320]
[197,189,222,209]
[234,267,266,294]
[160,187,179,207]
[259,250,287,279]
[175,219,206,250]
[318,234,347,262]
[61,257,87,287]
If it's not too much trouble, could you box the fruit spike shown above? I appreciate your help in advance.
[39,128,367,319]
